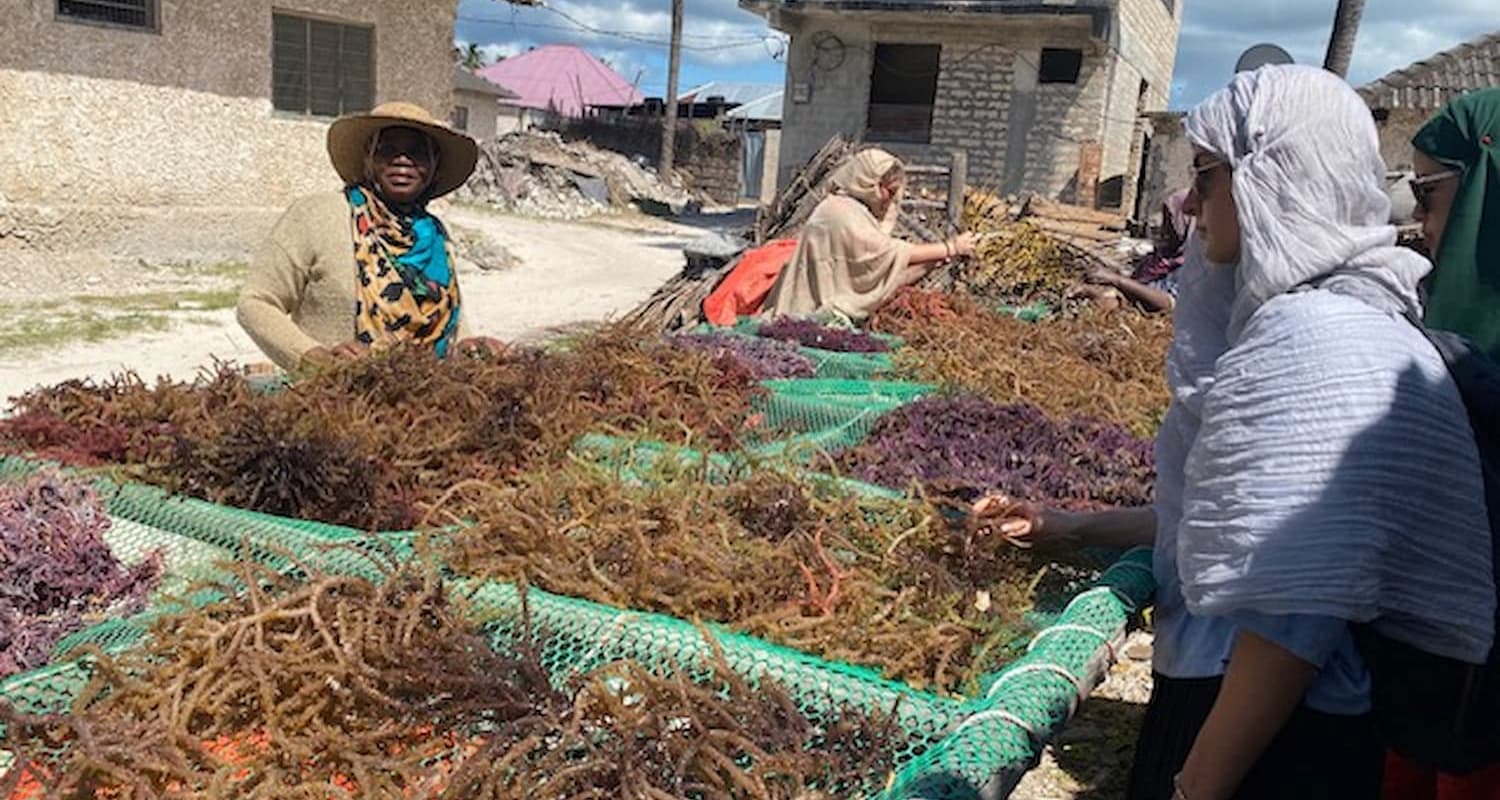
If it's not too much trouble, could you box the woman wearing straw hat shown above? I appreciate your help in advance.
[238,101,504,371]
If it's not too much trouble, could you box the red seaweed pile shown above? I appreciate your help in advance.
[0,327,773,529]
[834,395,1155,511]
[673,331,816,379]
[1,561,907,799]
[757,318,891,353]
[443,462,1044,694]
[0,473,161,678]
[870,288,1172,436]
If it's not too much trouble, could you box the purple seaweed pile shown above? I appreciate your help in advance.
[756,318,892,354]
[673,331,816,379]
[836,395,1155,510]
[0,473,162,678]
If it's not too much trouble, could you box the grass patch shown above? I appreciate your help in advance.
[135,259,248,280]
[0,311,172,352]
[0,287,236,353]
[72,289,239,312]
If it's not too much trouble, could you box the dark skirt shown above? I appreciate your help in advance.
[1126,673,1384,800]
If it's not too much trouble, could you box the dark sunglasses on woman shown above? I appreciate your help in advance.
[1410,170,1460,212]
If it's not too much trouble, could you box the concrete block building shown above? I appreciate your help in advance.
[741,0,1183,212]
[0,0,460,262]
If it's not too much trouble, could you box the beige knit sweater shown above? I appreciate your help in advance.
[237,192,468,371]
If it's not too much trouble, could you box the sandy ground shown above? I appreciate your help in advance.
[0,209,741,403]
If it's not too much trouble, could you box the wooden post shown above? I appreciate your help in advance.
[1077,140,1102,209]
[947,150,968,229]
[659,0,685,180]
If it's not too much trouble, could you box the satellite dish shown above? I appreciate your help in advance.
[1235,44,1294,73]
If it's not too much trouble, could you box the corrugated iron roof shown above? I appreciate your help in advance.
[724,90,784,122]
[677,81,781,106]
[1359,31,1500,111]
[477,44,643,117]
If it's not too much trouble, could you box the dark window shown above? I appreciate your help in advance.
[1039,48,1084,84]
[451,105,470,131]
[272,13,374,117]
[1162,0,1175,14]
[57,0,156,30]
[867,43,940,144]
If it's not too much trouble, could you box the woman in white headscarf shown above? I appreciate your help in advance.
[762,148,975,323]
[974,65,1493,799]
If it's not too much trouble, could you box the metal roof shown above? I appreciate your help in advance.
[477,45,643,116]
[453,66,518,99]
[724,90,784,122]
[677,81,782,106]
[1359,31,1500,111]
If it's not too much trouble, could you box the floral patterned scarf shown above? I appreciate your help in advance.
[347,185,462,356]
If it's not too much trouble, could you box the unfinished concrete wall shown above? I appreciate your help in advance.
[770,6,1182,207]
[1374,108,1429,172]
[761,128,782,200]
[1140,112,1192,228]
[930,42,1015,194]
[0,0,458,261]
[775,13,876,188]
[1111,0,1181,214]
[1021,47,1112,203]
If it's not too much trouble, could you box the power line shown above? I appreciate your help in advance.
[455,9,775,52]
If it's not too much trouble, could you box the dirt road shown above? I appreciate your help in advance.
[0,209,736,403]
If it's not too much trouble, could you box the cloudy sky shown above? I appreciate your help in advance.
[455,0,1496,108]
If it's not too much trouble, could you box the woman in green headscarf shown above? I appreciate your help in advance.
[1383,85,1500,800]
[1410,87,1500,357]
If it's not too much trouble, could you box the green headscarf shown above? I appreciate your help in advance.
[1412,88,1500,357]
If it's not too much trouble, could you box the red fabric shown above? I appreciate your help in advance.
[1384,751,1500,800]
[702,239,799,327]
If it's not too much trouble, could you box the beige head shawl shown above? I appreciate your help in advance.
[829,148,903,233]
[762,148,914,322]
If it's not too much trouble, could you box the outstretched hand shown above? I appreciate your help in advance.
[970,494,1067,549]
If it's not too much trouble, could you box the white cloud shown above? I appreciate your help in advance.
[1173,0,1496,106]
[457,0,780,68]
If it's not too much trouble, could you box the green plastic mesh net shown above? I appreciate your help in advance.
[0,367,1152,798]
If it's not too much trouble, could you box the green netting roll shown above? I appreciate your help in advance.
[761,378,935,404]
[468,580,963,753]
[754,391,904,437]
[881,547,1154,800]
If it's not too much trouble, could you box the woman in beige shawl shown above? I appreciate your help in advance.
[763,148,975,323]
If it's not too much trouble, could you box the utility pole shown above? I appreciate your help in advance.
[1323,0,1367,78]
[659,0,685,181]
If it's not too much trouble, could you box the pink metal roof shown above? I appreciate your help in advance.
[478,44,643,117]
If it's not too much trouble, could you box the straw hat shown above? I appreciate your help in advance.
[327,101,479,199]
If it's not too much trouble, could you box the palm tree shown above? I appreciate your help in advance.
[461,42,484,70]
[1323,0,1367,78]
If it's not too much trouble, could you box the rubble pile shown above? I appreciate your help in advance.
[456,132,700,220]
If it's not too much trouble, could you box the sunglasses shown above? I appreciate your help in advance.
[1409,170,1460,212]
[1192,159,1225,197]
[372,137,435,163]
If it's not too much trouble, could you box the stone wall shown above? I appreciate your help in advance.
[0,0,458,260]
[559,118,744,205]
